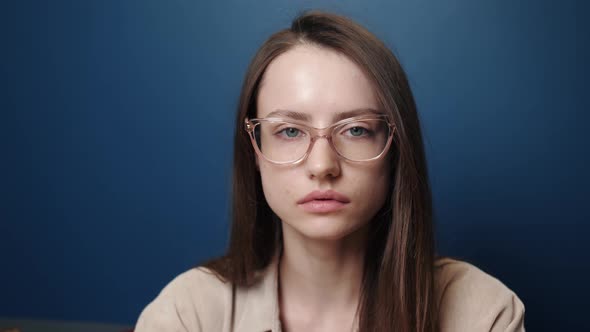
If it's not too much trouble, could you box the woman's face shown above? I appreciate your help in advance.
[256,45,391,242]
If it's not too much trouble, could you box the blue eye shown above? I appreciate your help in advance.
[348,127,367,136]
[280,127,301,138]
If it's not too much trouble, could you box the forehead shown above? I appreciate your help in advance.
[256,44,379,123]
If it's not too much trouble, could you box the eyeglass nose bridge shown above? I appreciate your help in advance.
[304,133,339,160]
[310,134,332,142]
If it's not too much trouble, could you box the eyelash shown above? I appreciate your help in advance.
[276,127,305,139]
[342,126,372,137]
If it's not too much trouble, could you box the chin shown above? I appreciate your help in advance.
[285,215,366,242]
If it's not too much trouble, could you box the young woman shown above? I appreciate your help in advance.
[135,11,525,332]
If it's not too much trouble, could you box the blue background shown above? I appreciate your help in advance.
[1,0,588,330]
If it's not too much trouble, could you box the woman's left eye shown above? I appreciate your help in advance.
[347,127,368,136]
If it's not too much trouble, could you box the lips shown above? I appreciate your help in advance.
[297,190,351,213]
[297,190,351,204]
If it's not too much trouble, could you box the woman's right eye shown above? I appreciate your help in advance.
[277,127,302,138]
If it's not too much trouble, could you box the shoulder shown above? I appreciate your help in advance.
[135,267,233,332]
[434,257,526,332]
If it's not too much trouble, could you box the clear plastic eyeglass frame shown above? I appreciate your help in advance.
[244,114,396,165]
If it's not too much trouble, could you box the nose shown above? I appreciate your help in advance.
[304,136,341,179]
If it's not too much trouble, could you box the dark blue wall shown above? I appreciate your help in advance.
[1,0,588,330]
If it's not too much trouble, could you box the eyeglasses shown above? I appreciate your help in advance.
[244,115,395,165]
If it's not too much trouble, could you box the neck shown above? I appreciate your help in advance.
[279,223,368,316]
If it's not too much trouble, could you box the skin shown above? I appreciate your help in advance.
[256,44,391,331]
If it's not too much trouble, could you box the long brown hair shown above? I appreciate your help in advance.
[205,11,437,332]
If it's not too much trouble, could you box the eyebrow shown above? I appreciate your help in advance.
[265,108,383,122]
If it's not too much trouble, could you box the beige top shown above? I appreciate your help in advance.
[135,257,525,331]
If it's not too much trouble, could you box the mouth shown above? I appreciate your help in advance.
[299,199,348,213]
[297,190,350,213]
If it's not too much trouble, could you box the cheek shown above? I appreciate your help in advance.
[350,163,390,203]
[259,163,297,201]
[258,164,275,196]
